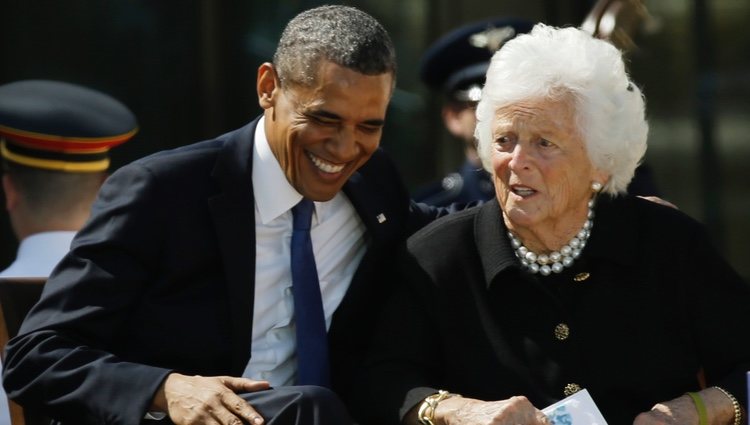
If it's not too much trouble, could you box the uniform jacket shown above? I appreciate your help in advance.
[0,231,76,278]
[413,160,494,207]
[355,196,750,425]
[2,118,439,424]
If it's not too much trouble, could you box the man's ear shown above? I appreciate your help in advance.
[2,174,18,211]
[257,62,279,110]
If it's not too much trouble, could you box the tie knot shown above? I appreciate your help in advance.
[292,199,314,231]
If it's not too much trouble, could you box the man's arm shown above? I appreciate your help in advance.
[3,163,175,423]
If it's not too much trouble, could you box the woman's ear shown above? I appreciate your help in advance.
[592,168,611,191]
[257,62,279,109]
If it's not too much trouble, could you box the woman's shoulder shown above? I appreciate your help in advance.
[603,194,705,239]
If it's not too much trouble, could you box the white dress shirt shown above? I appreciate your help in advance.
[0,231,75,278]
[243,117,367,387]
[0,230,75,425]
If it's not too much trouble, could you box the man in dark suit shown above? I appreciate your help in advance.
[2,6,440,425]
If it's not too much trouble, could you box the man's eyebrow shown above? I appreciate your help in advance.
[307,109,385,127]
[307,110,341,121]
[362,118,386,127]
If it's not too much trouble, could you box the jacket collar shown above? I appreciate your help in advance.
[475,195,638,289]
[475,199,519,288]
[208,118,259,375]
[342,152,401,245]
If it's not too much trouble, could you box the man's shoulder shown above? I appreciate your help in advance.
[347,148,409,203]
[137,124,252,169]
[355,147,397,176]
[121,121,257,180]
[408,203,481,250]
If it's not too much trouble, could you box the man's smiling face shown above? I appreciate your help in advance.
[258,60,393,201]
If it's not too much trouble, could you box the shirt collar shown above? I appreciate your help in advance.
[252,116,304,225]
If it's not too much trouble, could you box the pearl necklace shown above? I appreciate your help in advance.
[508,199,595,276]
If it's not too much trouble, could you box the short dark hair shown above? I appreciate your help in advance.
[273,5,397,87]
[3,160,103,219]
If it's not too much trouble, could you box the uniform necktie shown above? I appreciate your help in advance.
[290,199,330,387]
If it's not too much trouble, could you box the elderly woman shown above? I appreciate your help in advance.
[348,25,750,425]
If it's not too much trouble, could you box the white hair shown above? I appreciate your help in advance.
[475,24,648,195]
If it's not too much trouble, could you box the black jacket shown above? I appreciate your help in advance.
[355,195,750,425]
[2,117,441,424]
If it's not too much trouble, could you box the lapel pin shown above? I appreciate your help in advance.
[376,213,387,224]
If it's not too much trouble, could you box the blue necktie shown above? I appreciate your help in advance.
[290,199,330,387]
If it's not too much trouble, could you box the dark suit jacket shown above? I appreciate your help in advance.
[355,196,750,425]
[2,118,440,424]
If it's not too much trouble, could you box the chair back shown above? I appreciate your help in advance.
[0,277,48,425]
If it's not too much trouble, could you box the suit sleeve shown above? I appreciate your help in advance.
[2,162,173,425]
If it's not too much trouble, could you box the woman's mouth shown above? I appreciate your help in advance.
[511,185,537,198]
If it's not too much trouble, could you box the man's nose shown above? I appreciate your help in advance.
[327,126,359,159]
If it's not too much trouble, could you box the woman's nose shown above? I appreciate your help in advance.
[508,143,530,171]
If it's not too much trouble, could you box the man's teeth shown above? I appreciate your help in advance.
[308,153,345,173]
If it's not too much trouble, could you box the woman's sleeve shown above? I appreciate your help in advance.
[684,222,750,409]
[349,244,443,425]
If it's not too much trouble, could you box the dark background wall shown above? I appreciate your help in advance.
[1,0,748,277]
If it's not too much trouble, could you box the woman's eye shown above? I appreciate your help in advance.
[495,136,510,144]
[539,138,554,148]
[493,136,514,152]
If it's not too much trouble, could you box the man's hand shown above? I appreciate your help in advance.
[151,373,270,425]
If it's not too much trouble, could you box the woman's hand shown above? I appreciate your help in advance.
[151,373,271,425]
[633,394,698,425]
[434,395,550,425]
[633,388,736,425]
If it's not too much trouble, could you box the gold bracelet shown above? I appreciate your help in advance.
[713,386,742,425]
[417,390,460,425]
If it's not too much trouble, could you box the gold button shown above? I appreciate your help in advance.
[554,323,570,341]
[573,272,590,282]
[564,383,582,396]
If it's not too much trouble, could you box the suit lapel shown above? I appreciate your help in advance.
[208,119,259,375]
[331,161,401,332]
[343,170,392,245]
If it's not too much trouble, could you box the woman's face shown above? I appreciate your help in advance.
[491,97,607,233]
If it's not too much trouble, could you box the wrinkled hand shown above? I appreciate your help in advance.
[633,394,698,425]
[151,373,271,425]
[435,395,550,425]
